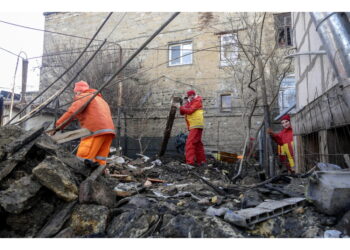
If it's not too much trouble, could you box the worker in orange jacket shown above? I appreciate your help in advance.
[267,114,295,174]
[179,90,206,166]
[55,81,115,168]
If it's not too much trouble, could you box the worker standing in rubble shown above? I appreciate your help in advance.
[55,81,115,169]
[267,114,295,174]
[179,90,206,166]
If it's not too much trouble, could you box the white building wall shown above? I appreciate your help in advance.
[292,12,338,111]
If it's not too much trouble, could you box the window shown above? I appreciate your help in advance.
[220,94,232,112]
[168,41,192,66]
[275,13,293,47]
[220,33,238,66]
[278,76,296,113]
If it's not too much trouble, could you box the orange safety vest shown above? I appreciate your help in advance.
[179,96,204,130]
[56,89,115,138]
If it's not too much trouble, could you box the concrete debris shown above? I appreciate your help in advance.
[33,156,78,202]
[36,201,77,238]
[335,209,350,236]
[70,204,109,237]
[113,182,142,197]
[136,154,151,162]
[107,155,125,165]
[324,229,342,238]
[143,180,152,188]
[79,179,115,207]
[0,175,42,214]
[306,170,350,215]
[206,206,229,217]
[1,125,349,238]
[316,162,342,171]
[224,197,305,228]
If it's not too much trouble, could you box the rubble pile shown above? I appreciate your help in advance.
[1,125,350,238]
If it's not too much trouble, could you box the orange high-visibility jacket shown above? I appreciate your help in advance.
[179,96,204,130]
[270,127,295,168]
[56,89,115,138]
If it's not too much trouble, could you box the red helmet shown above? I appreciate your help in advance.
[281,114,290,122]
[187,90,196,97]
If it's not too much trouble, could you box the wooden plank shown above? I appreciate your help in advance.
[147,178,166,183]
[294,135,304,173]
[318,130,329,163]
[51,128,91,144]
[344,154,350,168]
[36,201,77,238]
[5,121,50,154]
[159,97,181,156]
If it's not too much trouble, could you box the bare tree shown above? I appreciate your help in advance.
[221,13,293,180]
[121,77,166,155]
[41,39,164,154]
[41,40,126,107]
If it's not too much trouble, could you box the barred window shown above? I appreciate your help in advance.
[275,13,293,47]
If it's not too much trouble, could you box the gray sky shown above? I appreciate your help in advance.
[0,12,44,93]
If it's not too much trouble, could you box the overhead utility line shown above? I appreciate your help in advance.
[6,12,114,125]
[53,12,180,131]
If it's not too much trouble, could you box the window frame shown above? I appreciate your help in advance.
[275,13,293,48]
[168,41,193,66]
[278,75,296,113]
[220,93,232,112]
[220,33,238,67]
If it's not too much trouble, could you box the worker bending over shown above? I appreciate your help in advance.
[55,81,115,168]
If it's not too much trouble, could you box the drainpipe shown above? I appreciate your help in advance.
[115,44,123,153]
[21,59,28,104]
[310,12,350,80]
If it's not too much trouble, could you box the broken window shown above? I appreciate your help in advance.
[278,76,296,113]
[275,13,293,47]
[220,33,238,66]
[168,41,192,66]
[220,94,232,112]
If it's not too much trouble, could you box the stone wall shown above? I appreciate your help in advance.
[39,12,291,155]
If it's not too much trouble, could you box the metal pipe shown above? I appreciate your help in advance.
[54,12,180,132]
[21,58,28,104]
[115,44,123,152]
[310,12,350,80]
[6,12,114,125]
[284,51,326,58]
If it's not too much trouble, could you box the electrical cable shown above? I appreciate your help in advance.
[54,43,228,109]
[53,12,180,131]
[0,47,25,59]
[13,39,107,125]
[5,12,114,125]
[0,17,231,45]
[106,12,127,40]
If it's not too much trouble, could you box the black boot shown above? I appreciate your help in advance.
[84,159,100,171]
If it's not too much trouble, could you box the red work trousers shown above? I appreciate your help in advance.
[185,128,206,165]
[76,134,114,165]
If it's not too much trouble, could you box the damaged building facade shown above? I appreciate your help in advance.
[291,13,350,171]
[38,12,294,157]
[3,12,350,239]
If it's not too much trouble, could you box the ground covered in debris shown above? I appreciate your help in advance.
[1,125,350,238]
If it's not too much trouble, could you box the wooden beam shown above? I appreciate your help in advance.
[344,154,350,168]
[159,97,182,157]
[294,135,304,173]
[51,128,91,144]
[319,130,329,163]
